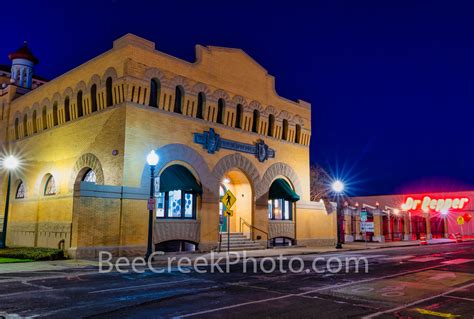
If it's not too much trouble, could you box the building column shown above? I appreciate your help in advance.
[386,213,392,241]
[372,210,385,242]
[403,212,411,240]
[425,213,432,240]
[443,216,449,238]
[355,209,362,240]
[344,208,354,242]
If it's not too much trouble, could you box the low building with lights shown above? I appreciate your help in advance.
[0,34,336,258]
[345,192,473,243]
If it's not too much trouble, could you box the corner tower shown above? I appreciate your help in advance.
[8,41,39,89]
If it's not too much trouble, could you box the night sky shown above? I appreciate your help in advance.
[2,0,473,196]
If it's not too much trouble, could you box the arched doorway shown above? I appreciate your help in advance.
[219,169,253,235]
[267,178,299,246]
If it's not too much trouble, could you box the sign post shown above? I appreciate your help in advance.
[457,216,465,239]
[221,189,237,252]
[360,209,368,248]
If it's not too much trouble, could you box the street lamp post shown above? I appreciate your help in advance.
[1,155,19,249]
[145,150,159,262]
[332,180,344,249]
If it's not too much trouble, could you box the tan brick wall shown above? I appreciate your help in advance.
[0,34,335,256]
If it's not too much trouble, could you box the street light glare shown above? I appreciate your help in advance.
[3,155,19,170]
[146,150,159,166]
[332,180,345,193]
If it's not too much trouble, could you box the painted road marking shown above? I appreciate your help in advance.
[441,258,474,265]
[428,272,456,281]
[380,255,415,261]
[88,279,199,294]
[408,256,444,262]
[390,270,474,288]
[332,270,474,303]
[179,264,447,317]
[415,308,460,318]
[446,295,474,302]
[361,282,474,319]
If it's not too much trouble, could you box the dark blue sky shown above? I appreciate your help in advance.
[2,0,474,195]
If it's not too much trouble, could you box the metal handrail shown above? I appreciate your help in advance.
[239,217,269,248]
[218,224,222,252]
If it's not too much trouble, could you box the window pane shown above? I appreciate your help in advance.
[45,176,56,195]
[274,199,282,220]
[16,182,25,199]
[156,192,165,218]
[219,185,226,223]
[83,169,96,183]
[184,193,193,218]
[268,200,272,219]
[284,200,290,220]
[168,190,182,218]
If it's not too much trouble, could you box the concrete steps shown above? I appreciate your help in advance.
[219,232,266,251]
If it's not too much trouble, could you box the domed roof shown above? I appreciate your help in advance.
[8,41,39,64]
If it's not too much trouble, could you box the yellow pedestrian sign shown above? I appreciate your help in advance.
[221,189,236,210]
[457,216,465,225]
[224,210,233,217]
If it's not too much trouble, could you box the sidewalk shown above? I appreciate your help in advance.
[148,238,470,265]
[0,238,471,273]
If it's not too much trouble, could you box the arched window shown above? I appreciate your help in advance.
[268,179,300,220]
[15,181,25,199]
[77,90,84,118]
[282,119,289,141]
[217,98,225,124]
[44,175,57,196]
[23,114,28,137]
[106,77,113,107]
[174,86,184,114]
[14,117,19,139]
[82,168,97,183]
[32,110,37,133]
[53,102,59,126]
[155,164,201,219]
[236,104,243,129]
[252,109,260,133]
[42,106,47,129]
[64,97,71,122]
[196,92,205,119]
[268,114,275,137]
[91,84,98,112]
[295,124,301,144]
[149,78,161,108]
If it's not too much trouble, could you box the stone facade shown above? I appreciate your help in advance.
[0,34,337,258]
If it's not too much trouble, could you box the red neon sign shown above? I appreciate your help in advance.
[401,196,469,213]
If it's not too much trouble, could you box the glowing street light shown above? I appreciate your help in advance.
[1,155,20,249]
[3,156,19,170]
[331,180,345,194]
[145,150,159,261]
[146,150,159,166]
[331,179,345,249]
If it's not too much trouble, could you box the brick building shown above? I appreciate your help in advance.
[346,192,473,243]
[0,34,336,258]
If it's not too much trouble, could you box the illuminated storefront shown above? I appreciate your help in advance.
[345,192,473,243]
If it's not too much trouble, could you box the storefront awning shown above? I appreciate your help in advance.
[269,178,300,202]
[159,165,202,194]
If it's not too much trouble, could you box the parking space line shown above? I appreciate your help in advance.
[179,264,446,317]
[361,282,474,319]
[88,279,199,294]
[446,295,474,302]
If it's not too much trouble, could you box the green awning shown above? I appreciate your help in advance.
[269,178,300,202]
[159,165,202,194]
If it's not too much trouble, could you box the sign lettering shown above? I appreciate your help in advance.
[401,196,469,213]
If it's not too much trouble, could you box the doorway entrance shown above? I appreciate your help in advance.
[219,169,253,234]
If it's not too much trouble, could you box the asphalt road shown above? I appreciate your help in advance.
[0,242,473,318]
